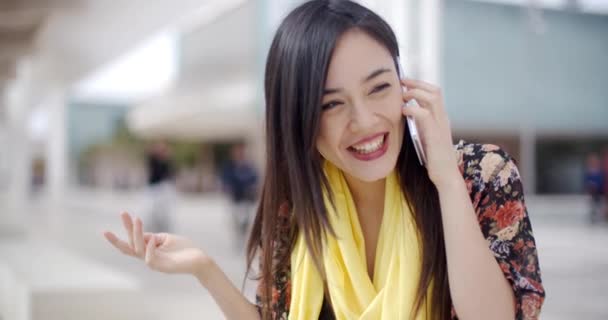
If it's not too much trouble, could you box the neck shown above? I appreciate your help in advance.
[343,173,386,216]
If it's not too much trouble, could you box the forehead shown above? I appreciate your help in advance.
[325,28,394,87]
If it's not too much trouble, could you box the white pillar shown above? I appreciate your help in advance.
[0,103,9,192]
[361,0,439,84]
[520,128,537,195]
[389,0,412,72]
[419,0,442,85]
[2,61,34,234]
[364,0,411,69]
[45,89,68,203]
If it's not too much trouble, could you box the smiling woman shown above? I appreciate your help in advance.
[103,1,545,320]
[247,1,544,319]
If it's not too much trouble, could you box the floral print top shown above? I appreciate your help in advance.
[255,141,546,319]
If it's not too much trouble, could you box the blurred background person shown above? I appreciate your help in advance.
[584,152,604,224]
[145,140,176,233]
[602,147,608,220]
[220,142,258,247]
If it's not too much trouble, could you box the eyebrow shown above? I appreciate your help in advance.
[323,67,392,95]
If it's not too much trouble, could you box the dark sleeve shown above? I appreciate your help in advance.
[167,159,176,179]
[465,144,546,320]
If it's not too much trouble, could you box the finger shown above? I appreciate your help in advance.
[133,217,146,257]
[402,102,433,122]
[103,231,136,256]
[121,212,135,249]
[152,233,168,246]
[145,234,156,267]
[402,88,436,111]
[144,232,166,247]
[402,103,436,135]
[402,78,440,94]
[403,94,454,149]
[404,88,451,134]
[144,232,155,243]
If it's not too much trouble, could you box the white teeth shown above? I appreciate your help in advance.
[351,135,385,154]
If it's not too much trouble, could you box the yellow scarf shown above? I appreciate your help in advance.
[289,161,428,320]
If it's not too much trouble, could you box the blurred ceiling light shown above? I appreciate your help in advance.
[72,30,178,104]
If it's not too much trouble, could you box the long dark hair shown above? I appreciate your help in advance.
[245,1,451,319]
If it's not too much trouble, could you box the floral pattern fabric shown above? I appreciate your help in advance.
[256,140,545,319]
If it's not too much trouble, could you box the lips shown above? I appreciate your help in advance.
[347,133,390,161]
[348,134,386,154]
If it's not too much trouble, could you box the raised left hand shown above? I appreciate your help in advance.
[400,78,461,189]
[103,212,211,276]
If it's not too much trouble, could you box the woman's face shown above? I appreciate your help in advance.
[317,28,405,182]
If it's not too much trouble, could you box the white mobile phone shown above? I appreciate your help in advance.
[397,58,427,166]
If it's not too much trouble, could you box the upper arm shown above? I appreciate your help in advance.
[462,143,546,320]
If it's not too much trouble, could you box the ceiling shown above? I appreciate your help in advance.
[1,0,257,143]
[1,0,237,116]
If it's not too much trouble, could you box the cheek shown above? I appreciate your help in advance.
[392,91,406,123]
[316,134,329,157]
[377,92,404,123]
[316,119,338,157]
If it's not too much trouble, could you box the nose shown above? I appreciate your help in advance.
[348,100,378,132]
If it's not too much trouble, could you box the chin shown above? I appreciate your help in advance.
[339,151,399,183]
[346,138,402,182]
[349,166,394,182]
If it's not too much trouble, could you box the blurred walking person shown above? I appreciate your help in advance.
[145,141,176,233]
[584,152,604,224]
[601,147,608,220]
[220,143,258,247]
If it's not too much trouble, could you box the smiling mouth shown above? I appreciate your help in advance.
[347,133,388,154]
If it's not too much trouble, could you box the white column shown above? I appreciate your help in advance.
[45,89,68,203]
[520,128,537,195]
[2,61,34,234]
[390,0,412,72]
[352,0,416,79]
[0,103,9,192]
[418,0,442,85]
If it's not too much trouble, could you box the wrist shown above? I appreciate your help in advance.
[434,169,465,192]
[193,254,217,286]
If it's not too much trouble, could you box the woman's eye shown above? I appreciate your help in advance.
[370,83,391,95]
[321,101,343,111]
